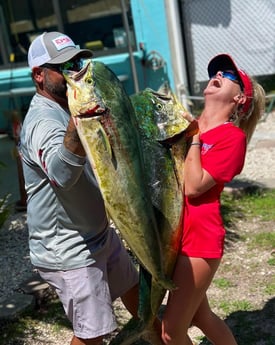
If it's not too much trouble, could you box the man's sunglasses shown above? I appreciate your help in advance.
[41,59,84,72]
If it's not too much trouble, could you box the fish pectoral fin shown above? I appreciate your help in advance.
[109,317,162,345]
[96,125,113,158]
[96,125,118,167]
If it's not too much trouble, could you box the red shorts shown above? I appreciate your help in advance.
[180,201,225,259]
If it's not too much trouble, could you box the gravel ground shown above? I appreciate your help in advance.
[0,212,32,301]
[0,111,275,344]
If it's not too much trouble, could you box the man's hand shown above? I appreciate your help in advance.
[64,117,86,157]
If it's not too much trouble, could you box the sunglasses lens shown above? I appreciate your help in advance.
[61,59,84,71]
[222,72,238,81]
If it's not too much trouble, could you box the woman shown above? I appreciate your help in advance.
[161,54,266,345]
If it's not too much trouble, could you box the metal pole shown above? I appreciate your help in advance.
[164,0,190,110]
[120,0,139,93]
[0,5,11,65]
[52,0,65,33]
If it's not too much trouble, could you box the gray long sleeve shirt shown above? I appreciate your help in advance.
[20,93,109,270]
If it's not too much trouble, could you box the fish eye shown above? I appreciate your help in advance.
[156,103,163,110]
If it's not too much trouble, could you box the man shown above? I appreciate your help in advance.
[20,31,139,345]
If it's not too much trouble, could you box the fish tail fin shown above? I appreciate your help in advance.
[150,279,167,320]
[109,267,164,345]
[158,276,177,291]
[109,317,159,345]
[138,267,170,319]
[138,266,153,322]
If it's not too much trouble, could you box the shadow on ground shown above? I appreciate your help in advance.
[199,297,275,345]
[222,178,269,248]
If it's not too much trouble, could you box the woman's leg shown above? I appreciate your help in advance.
[162,255,220,345]
[120,283,139,318]
[192,296,238,345]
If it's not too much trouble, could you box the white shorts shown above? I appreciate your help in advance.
[38,227,138,339]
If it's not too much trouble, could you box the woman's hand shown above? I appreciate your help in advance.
[181,111,194,122]
[185,119,200,139]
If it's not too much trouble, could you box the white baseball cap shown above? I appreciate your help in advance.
[28,31,93,69]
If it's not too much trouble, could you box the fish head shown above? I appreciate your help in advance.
[154,87,191,141]
[63,59,106,117]
[132,86,191,142]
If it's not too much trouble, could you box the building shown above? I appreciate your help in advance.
[0,0,274,133]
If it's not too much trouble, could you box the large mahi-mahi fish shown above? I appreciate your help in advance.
[63,60,173,291]
[109,88,192,344]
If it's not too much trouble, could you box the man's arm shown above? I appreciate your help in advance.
[64,117,86,157]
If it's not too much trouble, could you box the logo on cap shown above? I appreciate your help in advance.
[52,35,75,51]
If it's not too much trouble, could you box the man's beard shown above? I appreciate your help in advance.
[44,72,67,99]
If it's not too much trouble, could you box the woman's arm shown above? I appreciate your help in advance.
[184,132,216,198]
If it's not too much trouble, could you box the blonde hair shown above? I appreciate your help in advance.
[234,79,266,143]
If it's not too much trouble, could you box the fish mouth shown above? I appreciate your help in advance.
[77,104,108,118]
[68,61,91,81]
[151,90,171,100]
